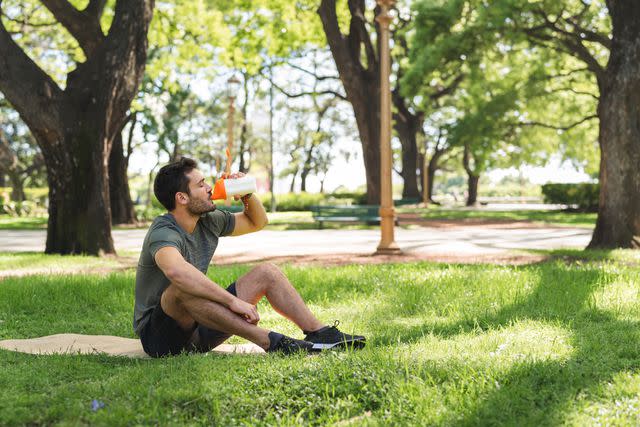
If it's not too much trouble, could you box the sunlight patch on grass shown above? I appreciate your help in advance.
[405,320,575,366]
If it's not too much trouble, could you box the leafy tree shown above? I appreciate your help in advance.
[407,0,638,249]
[0,0,154,254]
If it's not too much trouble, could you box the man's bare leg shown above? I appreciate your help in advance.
[234,263,325,333]
[160,285,271,350]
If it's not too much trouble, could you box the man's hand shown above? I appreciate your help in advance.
[223,171,248,201]
[228,297,260,324]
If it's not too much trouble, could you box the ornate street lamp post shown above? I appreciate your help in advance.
[225,75,242,176]
[376,0,401,254]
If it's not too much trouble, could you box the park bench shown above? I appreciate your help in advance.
[394,197,421,206]
[310,205,383,229]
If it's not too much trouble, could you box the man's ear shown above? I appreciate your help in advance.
[175,192,189,206]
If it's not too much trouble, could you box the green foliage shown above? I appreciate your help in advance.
[260,192,326,211]
[209,0,326,73]
[0,187,48,217]
[541,183,599,212]
[328,191,368,205]
[404,0,605,176]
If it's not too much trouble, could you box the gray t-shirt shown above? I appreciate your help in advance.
[133,210,235,335]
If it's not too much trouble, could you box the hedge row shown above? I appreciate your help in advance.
[541,183,599,211]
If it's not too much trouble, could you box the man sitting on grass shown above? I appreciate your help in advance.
[133,157,366,357]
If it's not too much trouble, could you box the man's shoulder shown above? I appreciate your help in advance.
[199,209,235,236]
[148,214,183,239]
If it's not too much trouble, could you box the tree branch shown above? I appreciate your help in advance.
[347,0,376,74]
[285,62,340,81]
[40,0,104,57]
[84,0,108,20]
[0,19,62,134]
[90,0,154,138]
[272,81,347,101]
[520,114,598,131]
[429,74,465,101]
[546,86,599,101]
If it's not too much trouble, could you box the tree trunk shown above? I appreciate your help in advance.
[463,142,480,206]
[392,89,421,199]
[109,130,136,225]
[0,173,5,187]
[7,171,25,201]
[466,174,480,207]
[0,0,154,254]
[300,147,314,193]
[588,3,640,248]
[43,118,115,254]
[238,75,250,173]
[318,0,381,204]
[289,171,297,193]
[428,151,444,203]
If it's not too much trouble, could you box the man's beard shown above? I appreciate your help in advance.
[186,198,217,215]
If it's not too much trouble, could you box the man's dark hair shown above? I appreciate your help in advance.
[154,157,198,211]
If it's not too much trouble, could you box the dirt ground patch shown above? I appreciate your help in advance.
[214,252,549,267]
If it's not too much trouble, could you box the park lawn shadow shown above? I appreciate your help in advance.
[364,262,640,424]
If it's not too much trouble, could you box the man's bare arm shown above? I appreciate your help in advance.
[231,194,269,236]
[154,246,259,323]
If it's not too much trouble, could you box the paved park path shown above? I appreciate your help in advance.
[0,224,593,264]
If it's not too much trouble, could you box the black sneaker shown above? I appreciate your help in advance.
[267,332,317,355]
[304,321,366,350]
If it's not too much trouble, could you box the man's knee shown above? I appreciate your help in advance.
[161,284,195,313]
[254,262,285,284]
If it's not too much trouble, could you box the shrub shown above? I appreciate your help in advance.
[328,191,368,205]
[0,187,48,217]
[259,192,327,211]
[134,205,164,221]
[541,183,599,211]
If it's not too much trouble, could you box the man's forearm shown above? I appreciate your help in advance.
[242,194,268,229]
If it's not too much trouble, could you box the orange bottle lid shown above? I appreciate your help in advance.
[211,178,227,200]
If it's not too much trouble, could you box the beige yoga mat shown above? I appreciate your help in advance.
[0,334,265,358]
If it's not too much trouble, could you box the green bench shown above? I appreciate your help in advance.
[394,197,421,206]
[310,205,382,229]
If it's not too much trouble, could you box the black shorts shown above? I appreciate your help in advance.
[140,282,237,358]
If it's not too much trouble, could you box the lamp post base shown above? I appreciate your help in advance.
[375,243,402,255]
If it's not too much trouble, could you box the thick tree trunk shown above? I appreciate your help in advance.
[318,0,381,204]
[0,173,5,187]
[109,131,136,225]
[392,89,421,199]
[43,118,115,254]
[0,0,154,254]
[588,3,640,248]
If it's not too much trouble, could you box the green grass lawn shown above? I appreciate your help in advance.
[399,207,597,228]
[0,252,133,273]
[0,215,47,229]
[1,254,640,425]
